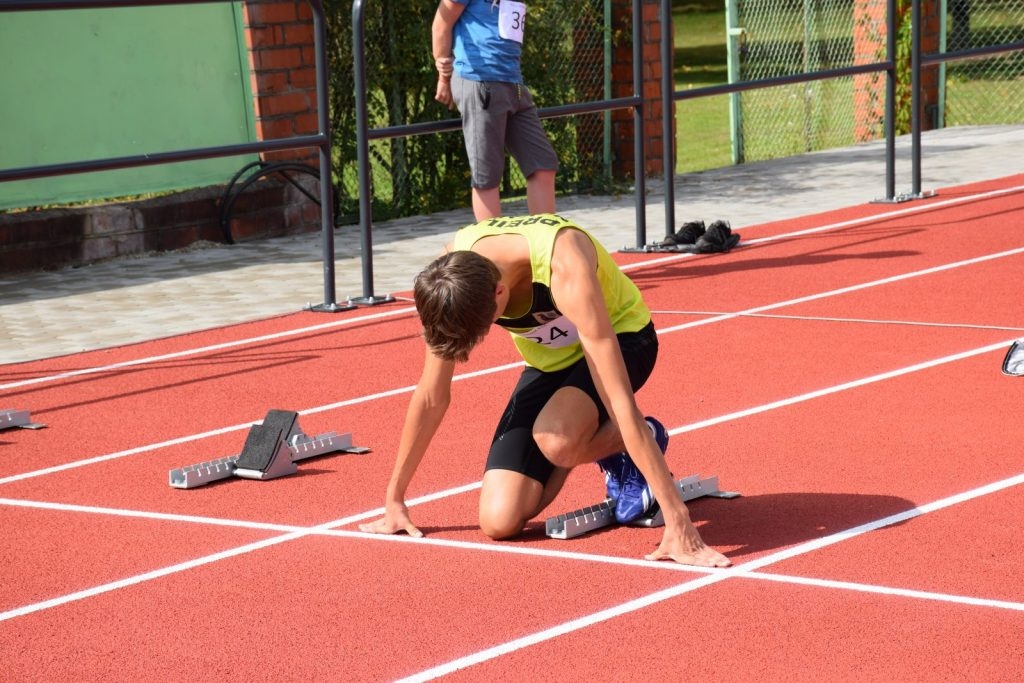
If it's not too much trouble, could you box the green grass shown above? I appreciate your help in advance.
[944,77,1024,126]
[670,1,1024,173]
[673,5,731,172]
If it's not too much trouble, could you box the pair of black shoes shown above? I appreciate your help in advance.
[652,219,741,253]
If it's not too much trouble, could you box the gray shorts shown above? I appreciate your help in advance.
[451,74,559,189]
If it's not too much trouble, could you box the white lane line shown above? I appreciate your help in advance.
[649,310,1024,333]
[616,183,1024,268]
[666,338,1017,437]
[395,470,1024,683]
[0,361,523,486]
[3,239,1019,487]
[0,305,418,391]
[6,182,1020,392]
[5,468,1024,627]
[0,481,481,623]
[1,339,1020,624]
[656,246,1024,335]
[742,571,1024,612]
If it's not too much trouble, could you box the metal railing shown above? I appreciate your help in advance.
[0,0,351,312]
[347,0,1022,300]
[347,0,649,304]
[912,2,1024,195]
[347,0,898,298]
[5,0,1022,304]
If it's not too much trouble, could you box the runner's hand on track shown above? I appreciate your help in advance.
[359,502,423,538]
[646,520,731,567]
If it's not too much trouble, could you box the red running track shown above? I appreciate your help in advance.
[2,175,1023,681]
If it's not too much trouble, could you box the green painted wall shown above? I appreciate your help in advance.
[0,4,257,210]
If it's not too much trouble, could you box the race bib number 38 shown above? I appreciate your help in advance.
[498,0,526,44]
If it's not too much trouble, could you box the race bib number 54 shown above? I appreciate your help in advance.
[498,0,526,44]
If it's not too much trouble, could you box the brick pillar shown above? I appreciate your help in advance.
[853,0,941,141]
[242,0,319,165]
[610,0,669,180]
[917,0,942,129]
[853,0,888,141]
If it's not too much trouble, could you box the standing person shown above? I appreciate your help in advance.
[432,0,559,221]
[359,213,731,568]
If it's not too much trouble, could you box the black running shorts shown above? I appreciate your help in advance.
[484,321,659,484]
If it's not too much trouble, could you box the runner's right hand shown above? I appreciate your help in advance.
[358,501,423,538]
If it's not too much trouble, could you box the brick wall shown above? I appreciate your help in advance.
[0,182,318,274]
[243,0,320,166]
[854,0,941,141]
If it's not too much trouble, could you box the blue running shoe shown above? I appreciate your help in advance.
[647,415,670,453]
[614,417,670,524]
[596,453,626,501]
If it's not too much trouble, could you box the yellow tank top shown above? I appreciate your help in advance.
[451,213,650,371]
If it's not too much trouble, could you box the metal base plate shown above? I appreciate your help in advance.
[306,302,358,313]
[347,295,396,306]
[871,189,937,204]
[0,409,47,430]
[169,412,369,488]
[545,474,739,540]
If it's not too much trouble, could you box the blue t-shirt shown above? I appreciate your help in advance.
[452,0,523,83]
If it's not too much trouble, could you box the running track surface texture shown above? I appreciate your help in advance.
[2,175,1023,682]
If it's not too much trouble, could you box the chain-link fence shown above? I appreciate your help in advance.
[941,0,1024,127]
[326,1,1023,219]
[726,0,1024,165]
[324,0,616,224]
[727,0,882,164]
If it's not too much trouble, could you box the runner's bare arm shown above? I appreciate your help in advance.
[359,347,456,537]
[549,229,730,567]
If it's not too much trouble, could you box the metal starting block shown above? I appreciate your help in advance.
[168,409,369,489]
[545,474,739,540]
[1,408,47,431]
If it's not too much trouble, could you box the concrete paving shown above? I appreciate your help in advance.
[2,124,1023,366]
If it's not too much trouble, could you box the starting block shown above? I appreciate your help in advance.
[0,408,47,431]
[545,474,739,540]
[168,409,369,489]
[1003,339,1024,376]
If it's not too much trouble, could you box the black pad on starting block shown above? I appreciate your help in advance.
[169,408,370,487]
[234,424,283,472]
[234,410,298,472]
[262,409,299,440]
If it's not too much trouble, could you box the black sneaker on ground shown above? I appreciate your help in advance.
[655,220,705,247]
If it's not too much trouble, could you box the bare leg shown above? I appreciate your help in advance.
[532,386,627,469]
[479,467,570,539]
[471,186,502,221]
[478,387,627,540]
[526,169,556,215]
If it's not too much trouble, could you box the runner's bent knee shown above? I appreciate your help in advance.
[532,429,577,469]
[479,506,526,540]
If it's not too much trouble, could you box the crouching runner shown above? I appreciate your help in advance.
[359,213,730,568]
